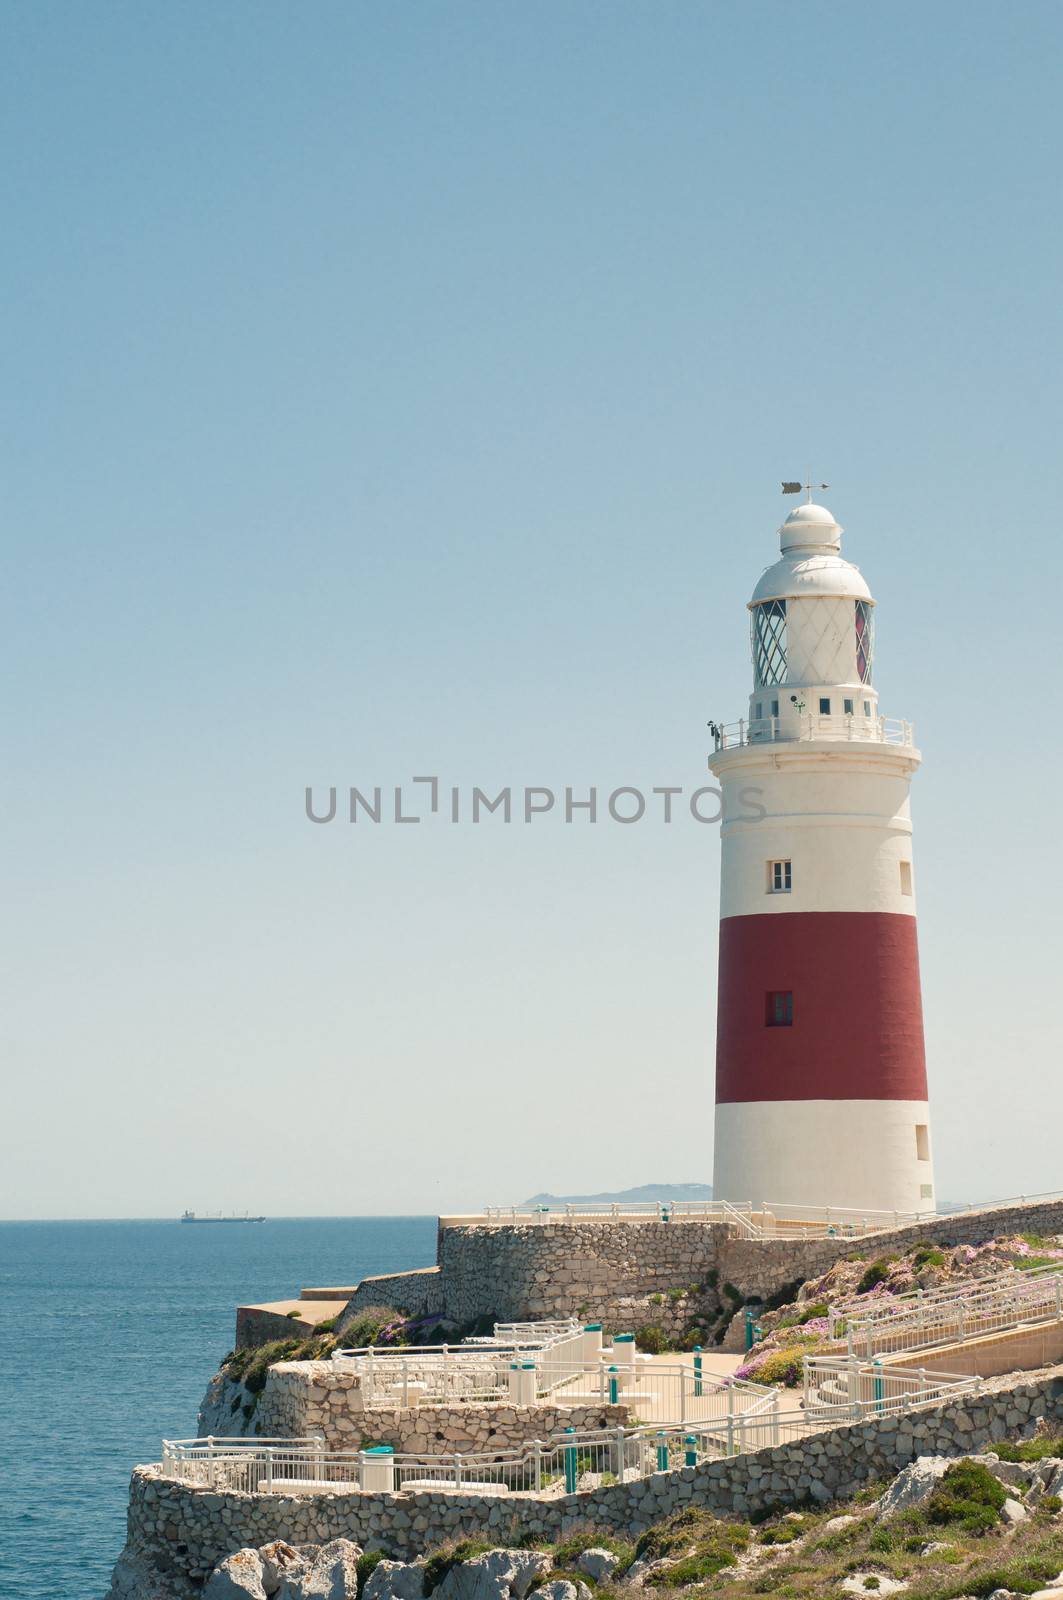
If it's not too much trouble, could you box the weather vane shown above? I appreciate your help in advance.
[782,475,830,503]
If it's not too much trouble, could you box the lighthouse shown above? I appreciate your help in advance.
[708,495,934,1216]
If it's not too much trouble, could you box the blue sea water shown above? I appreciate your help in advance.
[0,1216,437,1600]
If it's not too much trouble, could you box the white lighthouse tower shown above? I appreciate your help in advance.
[708,494,935,1216]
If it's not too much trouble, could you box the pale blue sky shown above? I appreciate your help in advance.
[3,2,1061,1218]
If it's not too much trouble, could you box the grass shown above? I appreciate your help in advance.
[422,1539,494,1594]
[633,1505,750,1582]
[550,1528,636,1573]
[995,1430,1063,1461]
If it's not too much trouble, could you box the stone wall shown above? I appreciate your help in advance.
[435,1222,727,1334]
[235,1308,317,1349]
[118,1363,1063,1596]
[341,1269,444,1325]
[422,1200,1063,1348]
[259,1361,627,1453]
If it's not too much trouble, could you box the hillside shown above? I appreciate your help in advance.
[523,1183,713,1205]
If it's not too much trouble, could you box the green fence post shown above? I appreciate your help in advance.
[685,1434,697,1468]
[608,1365,619,1405]
[656,1431,669,1472]
[693,1344,703,1396]
[564,1427,577,1494]
[873,1357,885,1414]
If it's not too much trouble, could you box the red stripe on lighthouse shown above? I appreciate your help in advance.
[715,911,927,1104]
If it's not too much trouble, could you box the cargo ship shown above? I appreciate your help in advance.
[180,1210,266,1223]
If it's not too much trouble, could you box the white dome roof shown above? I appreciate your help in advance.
[779,502,842,553]
[748,499,872,605]
[750,552,873,606]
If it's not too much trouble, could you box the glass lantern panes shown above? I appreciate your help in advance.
[751,599,787,687]
[855,600,874,684]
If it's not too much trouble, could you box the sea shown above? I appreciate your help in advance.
[0,1216,437,1600]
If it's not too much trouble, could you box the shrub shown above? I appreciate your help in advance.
[911,1246,947,1270]
[758,1519,804,1544]
[342,1306,405,1348]
[285,1309,304,1319]
[749,1348,807,1386]
[668,1287,686,1303]
[796,1301,829,1324]
[925,1459,1007,1533]
[856,1259,896,1295]
[635,1325,669,1354]
[551,1528,635,1572]
[649,1293,664,1306]
[356,1551,387,1596]
[635,1506,749,1573]
[315,1316,338,1333]
[422,1539,493,1594]
[995,1432,1063,1462]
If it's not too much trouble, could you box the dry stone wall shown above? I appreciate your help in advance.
[117,1364,1063,1597]
[341,1269,444,1325]
[259,1361,627,1453]
[435,1223,727,1333]
[415,1200,1063,1346]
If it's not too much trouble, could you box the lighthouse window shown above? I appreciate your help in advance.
[751,600,787,688]
[771,699,779,716]
[765,991,793,1027]
[900,861,913,896]
[863,700,871,717]
[856,601,875,684]
[819,697,831,715]
[768,859,792,893]
[915,1125,930,1162]
[843,697,854,715]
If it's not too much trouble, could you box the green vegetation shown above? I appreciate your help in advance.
[669,1287,686,1303]
[635,1325,670,1354]
[995,1429,1063,1462]
[285,1309,304,1319]
[550,1528,635,1573]
[342,1305,406,1347]
[912,1246,948,1270]
[356,1550,386,1596]
[422,1539,494,1594]
[649,1294,664,1307]
[634,1506,750,1583]
[925,1460,1007,1534]
[856,1257,898,1294]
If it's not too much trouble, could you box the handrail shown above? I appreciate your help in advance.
[833,1264,1063,1360]
[160,1358,979,1497]
[712,713,915,752]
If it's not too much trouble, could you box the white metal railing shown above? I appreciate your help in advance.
[476,1189,1063,1239]
[160,1355,977,1498]
[475,1201,905,1240]
[712,714,914,751]
[833,1264,1063,1360]
[479,1201,754,1226]
[803,1355,979,1424]
[331,1322,589,1408]
[754,1203,925,1240]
